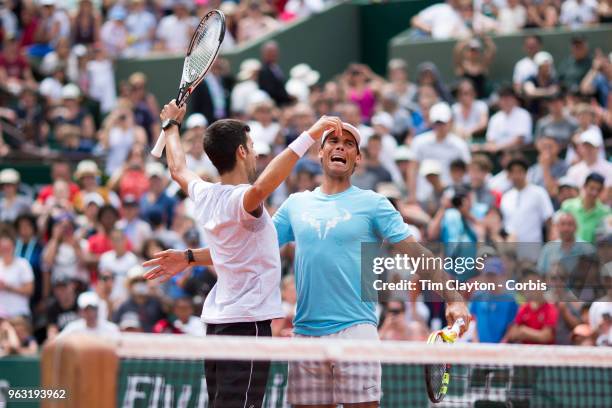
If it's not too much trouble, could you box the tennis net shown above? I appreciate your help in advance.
[111,333,612,408]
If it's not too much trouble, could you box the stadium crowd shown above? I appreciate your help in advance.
[1,0,612,357]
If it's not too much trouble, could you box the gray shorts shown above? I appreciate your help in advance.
[287,324,382,405]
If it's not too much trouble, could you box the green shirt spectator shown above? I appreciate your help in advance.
[558,36,592,87]
[561,198,610,243]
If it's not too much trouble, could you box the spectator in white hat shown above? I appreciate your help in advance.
[58,292,119,338]
[523,51,559,115]
[566,128,612,189]
[386,58,418,112]
[73,160,120,212]
[231,59,264,117]
[418,159,447,215]
[408,102,470,204]
[286,63,320,103]
[248,98,281,147]
[124,0,157,57]
[50,84,96,144]
[0,169,31,223]
[183,113,218,178]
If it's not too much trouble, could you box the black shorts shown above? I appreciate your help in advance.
[205,320,272,408]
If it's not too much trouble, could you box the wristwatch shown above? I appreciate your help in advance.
[185,249,195,264]
[161,119,181,131]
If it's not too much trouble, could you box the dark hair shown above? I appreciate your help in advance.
[97,204,119,223]
[14,213,38,235]
[450,159,467,172]
[203,119,250,175]
[525,35,542,44]
[498,85,517,99]
[585,172,605,187]
[505,156,529,172]
[451,189,470,208]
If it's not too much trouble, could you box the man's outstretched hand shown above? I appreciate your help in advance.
[143,250,189,283]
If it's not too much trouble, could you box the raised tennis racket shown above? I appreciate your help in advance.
[424,317,465,403]
[151,10,225,158]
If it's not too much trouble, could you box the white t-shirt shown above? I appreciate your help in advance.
[156,15,197,53]
[452,100,488,134]
[560,0,597,28]
[417,3,465,39]
[58,318,120,339]
[486,106,533,145]
[501,184,554,242]
[0,257,34,318]
[87,59,117,114]
[411,131,471,183]
[513,57,537,86]
[98,250,139,303]
[188,179,283,324]
[498,5,527,34]
[248,121,281,147]
[231,80,262,115]
[174,316,204,337]
[566,157,612,188]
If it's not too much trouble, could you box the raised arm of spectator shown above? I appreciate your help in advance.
[453,40,468,76]
[580,49,605,95]
[410,14,431,35]
[482,35,497,68]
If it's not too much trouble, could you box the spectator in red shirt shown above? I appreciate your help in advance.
[0,37,35,92]
[85,205,120,272]
[37,161,80,205]
[107,145,149,199]
[503,270,558,344]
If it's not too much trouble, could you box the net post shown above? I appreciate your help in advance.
[41,334,119,408]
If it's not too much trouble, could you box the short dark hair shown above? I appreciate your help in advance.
[97,204,119,223]
[506,156,529,172]
[498,86,517,99]
[14,213,38,235]
[203,119,250,175]
[471,154,492,173]
[585,172,605,187]
[525,35,542,45]
[450,159,467,172]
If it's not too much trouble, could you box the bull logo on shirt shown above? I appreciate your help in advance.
[301,209,352,240]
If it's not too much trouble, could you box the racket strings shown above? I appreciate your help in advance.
[184,16,224,83]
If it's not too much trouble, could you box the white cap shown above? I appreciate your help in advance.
[83,192,105,207]
[72,44,88,58]
[75,160,100,179]
[0,168,20,184]
[419,159,443,176]
[40,0,55,6]
[534,51,554,67]
[579,128,603,147]
[322,122,362,147]
[393,145,415,162]
[61,83,81,99]
[247,90,273,108]
[77,292,100,309]
[289,63,320,86]
[146,162,166,178]
[376,182,401,200]
[371,111,394,130]
[429,102,452,124]
[119,312,141,330]
[185,113,208,129]
[127,265,146,281]
[253,141,271,156]
[237,59,262,81]
[558,176,579,190]
[388,58,407,71]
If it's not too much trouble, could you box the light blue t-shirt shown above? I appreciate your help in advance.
[273,185,411,336]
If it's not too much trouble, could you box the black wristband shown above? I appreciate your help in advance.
[185,249,195,264]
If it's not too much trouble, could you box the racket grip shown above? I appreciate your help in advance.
[448,318,466,338]
[151,130,166,158]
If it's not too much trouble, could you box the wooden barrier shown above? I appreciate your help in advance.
[40,335,118,408]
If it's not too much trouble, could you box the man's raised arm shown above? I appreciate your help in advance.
[160,100,200,194]
[243,116,342,213]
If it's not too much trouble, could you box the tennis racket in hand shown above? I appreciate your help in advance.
[424,318,466,403]
[151,10,225,158]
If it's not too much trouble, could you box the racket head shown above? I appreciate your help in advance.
[176,9,226,106]
[424,331,451,403]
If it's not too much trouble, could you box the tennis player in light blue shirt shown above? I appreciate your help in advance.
[274,122,470,407]
[273,184,410,336]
